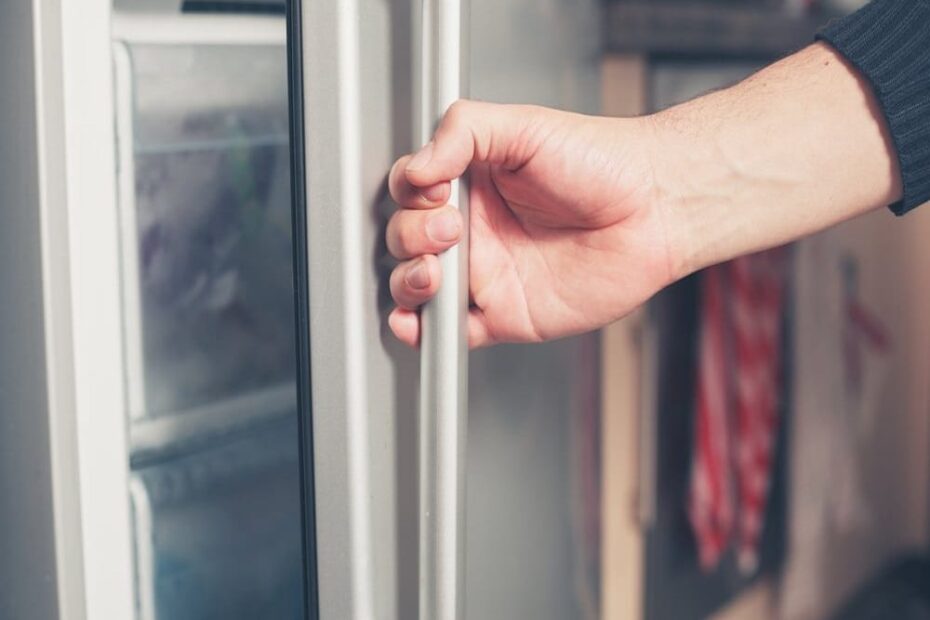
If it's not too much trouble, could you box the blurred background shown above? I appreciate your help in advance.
[3,0,930,619]
[600,2,930,619]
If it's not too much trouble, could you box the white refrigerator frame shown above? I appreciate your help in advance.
[2,2,419,619]
[0,1,134,618]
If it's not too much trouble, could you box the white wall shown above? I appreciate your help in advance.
[779,206,930,619]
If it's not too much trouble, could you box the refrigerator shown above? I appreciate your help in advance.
[0,0,602,619]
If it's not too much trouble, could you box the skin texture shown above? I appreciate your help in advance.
[386,42,902,348]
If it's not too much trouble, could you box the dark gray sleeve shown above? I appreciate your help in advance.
[817,0,930,215]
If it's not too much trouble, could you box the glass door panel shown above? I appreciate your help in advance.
[112,17,308,620]
[122,43,294,418]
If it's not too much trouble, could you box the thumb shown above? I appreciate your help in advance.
[404,100,540,187]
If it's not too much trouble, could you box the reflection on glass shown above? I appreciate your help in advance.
[130,420,302,620]
[114,40,303,620]
[131,45,294,415]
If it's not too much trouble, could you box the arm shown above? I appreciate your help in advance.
[385,37,918,348]
[655,41,901,280]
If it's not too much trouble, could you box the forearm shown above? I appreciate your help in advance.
[652,42,902,279]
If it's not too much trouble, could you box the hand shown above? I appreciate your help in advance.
[385,46,902,349]
[386,100,677,348]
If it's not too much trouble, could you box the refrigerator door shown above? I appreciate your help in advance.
[293,1,602,619]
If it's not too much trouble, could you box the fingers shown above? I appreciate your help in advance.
[387,100,542,350]
[389,155,451,209]
[390,255,442,310]
[388,308,419,347]
[401,100,542,189]
[386,205,463,260]
[388,306,496,350]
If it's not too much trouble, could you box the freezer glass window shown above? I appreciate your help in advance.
[114,39,305,620]
[128,44,294,416]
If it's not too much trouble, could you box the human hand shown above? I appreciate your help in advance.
[386,100,677,348]
[386,46,903,349]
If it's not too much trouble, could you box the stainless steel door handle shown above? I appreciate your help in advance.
[417,0,469,618]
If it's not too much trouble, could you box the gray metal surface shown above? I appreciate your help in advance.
[301,2,375,616]
[465,2,603,619]
[417,1,470,619]
[0,1,86,618]
[297,1,602,618]
[0,4,63,618]
[301,0,418,618]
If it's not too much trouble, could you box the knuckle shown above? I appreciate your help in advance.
[445,99,470,126]
[386,219,404,257]
[388,160,408,197]
[388,216,424,259]
[389,269,409,300]
[389,156,403,178]
[395,224,417,257]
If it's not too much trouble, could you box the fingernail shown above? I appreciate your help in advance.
[426,209,461,242]
[405,260,431,289]
[419,183,446,203]
[407,142,434,172]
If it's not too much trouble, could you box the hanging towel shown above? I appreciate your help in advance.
[688,248,790,574]
[688,262,735,572]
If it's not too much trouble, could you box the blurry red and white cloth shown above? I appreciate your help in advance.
[688,248,790,574]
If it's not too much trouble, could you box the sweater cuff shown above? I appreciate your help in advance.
[817,0,930,216]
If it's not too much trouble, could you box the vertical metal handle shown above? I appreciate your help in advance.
[417,0,469,619]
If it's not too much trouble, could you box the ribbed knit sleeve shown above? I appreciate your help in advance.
[817,0,930,215]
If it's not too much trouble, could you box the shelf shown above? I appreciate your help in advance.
[134,133,289,155]
[604,1,831,57]
[130,381,297,467]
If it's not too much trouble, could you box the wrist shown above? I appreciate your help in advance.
[646,104,736,281]
[609,114,701,288]
[645,43,902,283]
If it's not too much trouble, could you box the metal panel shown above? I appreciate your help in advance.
[297,0,417,618]
[295,1,603,618]
[465,1,603,619]
[0,2,65,617]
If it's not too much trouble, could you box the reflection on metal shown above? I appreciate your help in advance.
[300,0,382,617]
[417,1,470,619]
